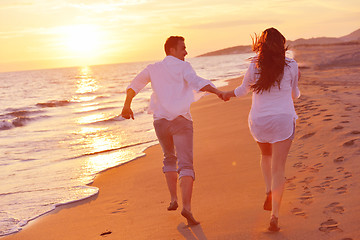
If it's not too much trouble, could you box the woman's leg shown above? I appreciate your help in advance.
[271,138,292,217]
[257,142,272,193]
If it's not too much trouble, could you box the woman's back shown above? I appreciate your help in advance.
[250,57,300,119]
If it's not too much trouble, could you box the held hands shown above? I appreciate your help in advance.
[121,106,134,120]
[216,90,235,102]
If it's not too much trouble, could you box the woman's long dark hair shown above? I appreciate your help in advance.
[251,27,288,93]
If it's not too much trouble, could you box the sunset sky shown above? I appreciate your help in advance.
[0,0,359,72]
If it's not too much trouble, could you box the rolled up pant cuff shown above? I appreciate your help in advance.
[179,169,195,181]
[163,165,177,173]
[162,168,195,181]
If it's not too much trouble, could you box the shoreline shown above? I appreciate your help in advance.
[2,43,360,239]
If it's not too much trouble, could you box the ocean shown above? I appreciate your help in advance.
[0,53,254,236]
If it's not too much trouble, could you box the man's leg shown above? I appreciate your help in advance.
[165,171,178,204]
[170,116,199,225]
[153,119,178,206]
[179,176,193,212]
[171,117,196,209]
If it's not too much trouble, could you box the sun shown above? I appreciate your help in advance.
[63,25,102,57]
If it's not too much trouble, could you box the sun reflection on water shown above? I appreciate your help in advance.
[76,113,108,124]
[73,126,139,183]
[76,66,99,94]
[73,126,118,152]
[69,66,140,184]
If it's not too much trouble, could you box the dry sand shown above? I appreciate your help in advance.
[2,44,360,240]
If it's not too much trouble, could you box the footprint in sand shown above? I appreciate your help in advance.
[285,176,297,190]
[313,163,324,168]
[324,176,338,182]
[299,176,314,185]
[349,130,360,135]
[324,202,345,214]
[291,207,306,217]
[312,185,326,193]
[286,183,297,191]
[334,156,345,163]
[336,167,345,172]
[321,152,329,157]
[336,185,347,194]
[319,177,338,189]
[111,199,128,214]
[308,167,319,173]
[340,120,350,123]
[320,180,331,188]
[286,176,296,181]
[299,132,316,139]
[323,118,332,121]
[309,163,324,173]
[333,125,344,130]
[293,162,304,168]
[298,154,308,159]
[344,171,352,179]
[298,167,308,173]
[343,139,357,147]
[312,113,321,116]
[298,191,313,205]
[319,218,342,233]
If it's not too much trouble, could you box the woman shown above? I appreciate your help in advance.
[224,27,300,231]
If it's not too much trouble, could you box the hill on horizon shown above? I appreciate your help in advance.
[197,28,360,57]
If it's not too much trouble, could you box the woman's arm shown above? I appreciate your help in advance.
[292,66,301,99]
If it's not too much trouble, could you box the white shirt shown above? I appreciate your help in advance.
[127,56,213,121]
[234,56,301,143]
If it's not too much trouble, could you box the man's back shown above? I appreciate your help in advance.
[128,55,211,120]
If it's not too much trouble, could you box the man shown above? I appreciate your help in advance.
[121,36,224,225]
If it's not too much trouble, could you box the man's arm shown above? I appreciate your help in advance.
[121,68,151,120]
[200,84,227,101]
[121,88,136,119]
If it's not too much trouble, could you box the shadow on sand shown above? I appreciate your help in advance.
[177,222,208,240]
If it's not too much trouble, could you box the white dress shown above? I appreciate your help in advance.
[234,56,301,143]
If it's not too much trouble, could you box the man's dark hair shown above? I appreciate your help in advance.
[164,36,185,55]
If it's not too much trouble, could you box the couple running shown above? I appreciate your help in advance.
[121,27,300,232]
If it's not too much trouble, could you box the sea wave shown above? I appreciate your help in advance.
[0,117,32,130]
[0,115,49,131]
[1,108,45,118]
[8,109,44,117]
[0,106,51,130]
[0,120,13,130]
[36,100,72,108]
